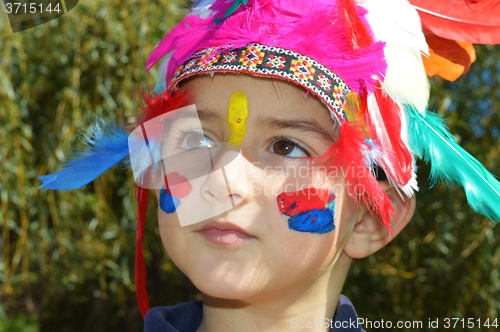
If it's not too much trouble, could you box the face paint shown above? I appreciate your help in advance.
[159,92,249,222]
[277,188,336,234]
[227,91,249,147]
[160,188,181,213]
[165,172,192,198]
[159,172,191,214]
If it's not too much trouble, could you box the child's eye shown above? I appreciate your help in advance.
[179,131,216,149]
[269,137,310,158]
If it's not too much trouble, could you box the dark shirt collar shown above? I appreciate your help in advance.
[144,294,364,332]
[330,294,365,331]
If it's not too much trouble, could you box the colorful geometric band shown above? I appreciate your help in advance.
[168,43,351,119]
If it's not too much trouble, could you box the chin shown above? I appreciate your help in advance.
[190,276,257,300]
[197,282,253,300]
[186,263,274,301]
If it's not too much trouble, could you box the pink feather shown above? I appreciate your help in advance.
[147,0,388,95]
[210,0,249,13]
[146,14,219,84]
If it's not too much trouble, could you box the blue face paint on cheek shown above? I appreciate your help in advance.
[159,172,191,214]
[286,209,335,234]
[159,187,181,214]
[277,188,336,234]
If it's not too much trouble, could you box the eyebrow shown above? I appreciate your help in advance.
[171,109,222,122]
[171,109,337,142]
[197,109,222,122]
[258,115,337,143]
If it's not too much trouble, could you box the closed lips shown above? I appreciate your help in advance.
[196,221,256,245]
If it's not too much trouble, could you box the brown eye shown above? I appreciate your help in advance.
[270,138,308,158]
[273,140,293,155]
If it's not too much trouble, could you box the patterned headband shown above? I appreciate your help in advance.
[168,43,352,120]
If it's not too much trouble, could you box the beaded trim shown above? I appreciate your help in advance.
[168,43,351,120]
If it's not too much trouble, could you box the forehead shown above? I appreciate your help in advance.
[180,73,335,126]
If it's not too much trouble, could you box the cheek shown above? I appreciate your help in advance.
[273,230,338,274]
[269,186,355,274]
[158,210,181,256]
[253,215,340,295]
[158,208,194,275]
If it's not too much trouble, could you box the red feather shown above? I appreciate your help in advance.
[131,88,193,319]
[337,0,374,49]
[135,183,150,319]
[365,85,413,186]
[125,87,194,149]
[129,87,194,128]
[318,119,395,235]
[409,0,500,44]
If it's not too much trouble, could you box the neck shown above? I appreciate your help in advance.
[196,253,352,332]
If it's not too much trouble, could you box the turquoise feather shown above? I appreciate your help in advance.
[214,0,249,25]
[407,106,500,223]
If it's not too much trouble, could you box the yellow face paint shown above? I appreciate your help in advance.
[227,91,249,147]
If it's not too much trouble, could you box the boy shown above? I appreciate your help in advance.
[145,73,415,331]
[38,0,500,330]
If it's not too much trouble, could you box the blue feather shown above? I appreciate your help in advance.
[38,118,130,190]
[407,106,500,223]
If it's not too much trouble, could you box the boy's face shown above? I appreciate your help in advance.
[158,74,362,301]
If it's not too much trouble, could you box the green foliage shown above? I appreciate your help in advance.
[344,44,500,331]
[0,315,39,332]
[1,1,499,331]
[0,1,197,331]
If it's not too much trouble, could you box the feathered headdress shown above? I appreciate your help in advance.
[38,0,500,319]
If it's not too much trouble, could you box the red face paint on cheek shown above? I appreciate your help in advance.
[277,188,333,215]
[164,172,192,198]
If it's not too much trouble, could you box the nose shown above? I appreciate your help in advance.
[200,146,248,208]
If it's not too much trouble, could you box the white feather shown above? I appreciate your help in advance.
[360,0,430,114]
[360,0,428,56]
[398,100,419,197]
[366,90,419,198]
[358,0,427,198]
[153,53,173,94]
[382,47,429,114]
[390,99,419,198]
[189,0,218,19]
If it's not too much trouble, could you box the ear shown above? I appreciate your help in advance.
[344,181,416,259]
